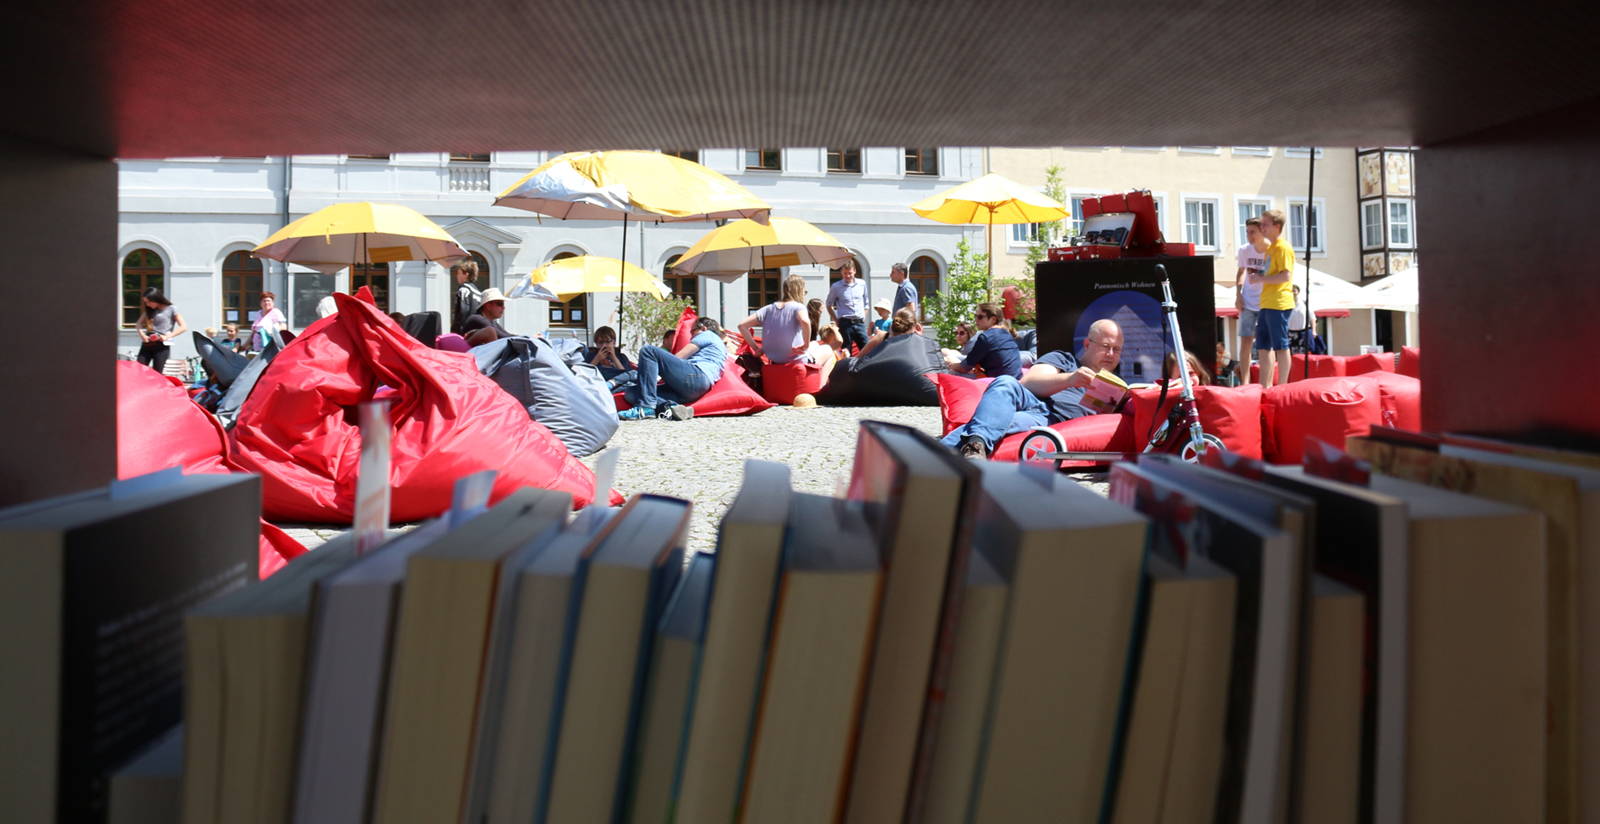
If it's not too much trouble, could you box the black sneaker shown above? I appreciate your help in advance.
[656,403,695,422]
[958,435,989,460]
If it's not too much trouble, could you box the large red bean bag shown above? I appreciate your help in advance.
[117,361,304,576]
[991,412,1136,466]
[228,293,607,522]
[762,361,823,405]
[1398,346,1421,378]
[933,373,993,436]
[1344,352,1395,376]
[1250,355,1341,384]
[1128,383,1266,460]
[1260,376,1384,465]
[1362,372,1422,432]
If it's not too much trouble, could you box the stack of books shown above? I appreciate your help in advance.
[65,421,1595,824]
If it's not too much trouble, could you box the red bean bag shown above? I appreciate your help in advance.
[1344,352,1395,376]
[116,361,305,577]
[670,306,696,351]
[1398,346,1421,378]
[1260,376,1384,465]
[1361,372,1422,432]
[762,361,823,405]
[1249,355,1342,384]
[228,293,608,523]
[933,373,994,436]
[991,412,1137,466]
[1128,383,1266,460]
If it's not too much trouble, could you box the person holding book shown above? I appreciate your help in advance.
[136,286,187,374]
[618,316,727,421]
[940,318,1123,459]
[738,274,812,364]
[944,302,1022,380]
[1248,209,1295,387]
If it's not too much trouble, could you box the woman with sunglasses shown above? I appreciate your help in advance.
[944,302,1021,380]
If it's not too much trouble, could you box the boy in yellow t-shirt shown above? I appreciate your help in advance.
[1249,209,1296,387]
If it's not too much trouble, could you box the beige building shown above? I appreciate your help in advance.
[985,146,1392,354]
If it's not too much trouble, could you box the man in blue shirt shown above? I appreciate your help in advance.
[940,319,1124,459]
[824,259,869,354]
[890,262,918,318]
[619,317,728,421]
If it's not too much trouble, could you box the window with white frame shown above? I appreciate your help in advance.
[1287,199,1326,253]
[1232,147,1271,156]
[1387,199,1414,247]
[1235,199,1269,247]
[1362,201,1385,248]
[1068,195,1092,237]
[1179,146,1220,154]
[1183,199,1220,250]
[1010,223,1042,245]
[1150,195,1165,239]
[1284,147,1325,158]
[1122,146,1166,152]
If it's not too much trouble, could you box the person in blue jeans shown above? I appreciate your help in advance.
[619,317,728,421]
[941,319,1124,459]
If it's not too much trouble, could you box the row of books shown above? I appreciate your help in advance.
[10,421,1597,824]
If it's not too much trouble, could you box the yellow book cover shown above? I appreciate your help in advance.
[1080,369,1128,414]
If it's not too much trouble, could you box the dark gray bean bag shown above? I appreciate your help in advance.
[192,330,250,389]
[473,336,618,458]
[815,332,945,407]
[400,311,442,347]
[215,337,279,428]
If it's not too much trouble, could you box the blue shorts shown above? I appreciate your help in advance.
[1255,308,1291,351]
[1238,308,1259,347]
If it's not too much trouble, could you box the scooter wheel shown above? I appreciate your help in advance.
[1019,427,1066,464]
[1179,433,1228,463]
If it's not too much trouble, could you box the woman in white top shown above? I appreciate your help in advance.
[737,274,812,364]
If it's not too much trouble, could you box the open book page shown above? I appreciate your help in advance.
[1080,369,1129,414]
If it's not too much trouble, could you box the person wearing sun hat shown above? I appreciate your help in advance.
[462,287,512,345]
[871,298,893,334]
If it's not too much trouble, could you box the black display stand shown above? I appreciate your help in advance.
[1034,257,1217,384]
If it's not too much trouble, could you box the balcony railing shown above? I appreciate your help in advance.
[448,165,491,193]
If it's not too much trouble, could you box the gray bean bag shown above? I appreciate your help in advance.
[215,337,279,428]
[544,336,588,368]
[473,336,618,458]
[192,330,250,388]
[816,332,945,407]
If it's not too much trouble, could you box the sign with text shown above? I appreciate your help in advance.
[1034,257,1216,383]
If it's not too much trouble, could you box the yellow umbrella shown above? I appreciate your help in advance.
[511,255,670,302]
[494,151,770,223]
[910,172,1069,281]
[669,217,855,283]
[253,201,468,274]
[496,150,771,332]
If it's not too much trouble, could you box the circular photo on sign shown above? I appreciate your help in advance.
[1074,289,1163,384]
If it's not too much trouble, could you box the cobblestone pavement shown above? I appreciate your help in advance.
[280,405,1110,554]
[582,406,946,553]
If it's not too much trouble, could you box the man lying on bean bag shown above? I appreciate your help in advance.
[617,315,728,422]
[941,318,1124,459]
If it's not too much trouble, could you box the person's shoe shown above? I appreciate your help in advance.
[618,406,654,422]
[657,403,695,422]
[957,435,989,460]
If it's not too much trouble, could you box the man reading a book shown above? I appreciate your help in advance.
[940,319,1124,459]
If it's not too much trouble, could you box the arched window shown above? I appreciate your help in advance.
[662,254,698,312]
[909,256,940,311]
[469,251,491,291]
[221,251,264,325]
[350,260,390,312]
[548,252,585,328]
[748,268,781,310]
[122,249,165,327]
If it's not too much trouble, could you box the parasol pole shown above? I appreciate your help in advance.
[987,206,995,301]
[1303,148,1316,379]
[619,214,628,344]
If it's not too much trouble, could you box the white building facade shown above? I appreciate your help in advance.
[116,148,984,359]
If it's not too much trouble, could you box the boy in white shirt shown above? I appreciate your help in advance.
[1235,216,1268,383]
